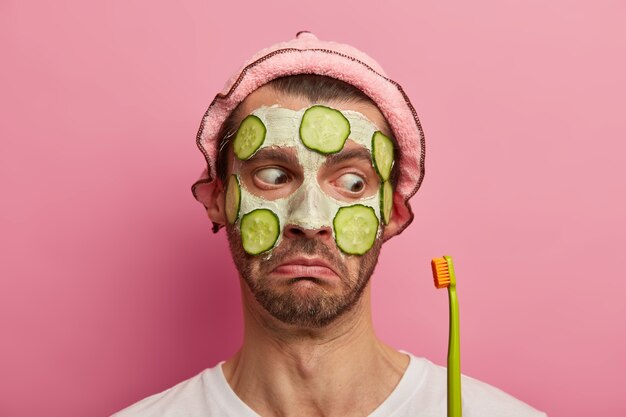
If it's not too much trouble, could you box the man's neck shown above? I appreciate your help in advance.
[222,283,410,417]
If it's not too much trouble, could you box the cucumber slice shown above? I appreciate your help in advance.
[381,181,393,225]
[299,105,350,154]
[372,131,394,182]
[240,209,280,255]
[333,204,379,255]
[233,115,266,160]
[225,175,241,224]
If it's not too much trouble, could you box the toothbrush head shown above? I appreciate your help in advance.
[431,255,457,289]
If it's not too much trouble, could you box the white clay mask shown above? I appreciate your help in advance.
[224,104,395,256]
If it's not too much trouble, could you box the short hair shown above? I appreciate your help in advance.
[215,74,398,186]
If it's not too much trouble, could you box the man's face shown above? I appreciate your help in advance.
[222,87,393,328]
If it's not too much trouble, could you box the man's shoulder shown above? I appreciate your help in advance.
[459,371,547,417]
[401,354,547,417]
[111,366,220,417]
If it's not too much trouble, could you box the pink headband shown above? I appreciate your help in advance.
[192,31,425,235]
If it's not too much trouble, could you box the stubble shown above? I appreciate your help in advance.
[226,226,383,328]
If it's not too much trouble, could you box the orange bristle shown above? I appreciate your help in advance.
[431,257,451,289]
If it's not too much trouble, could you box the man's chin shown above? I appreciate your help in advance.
[253,286,351,328]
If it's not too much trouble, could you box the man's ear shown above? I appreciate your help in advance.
[382,191,413,241]
[204,180,226,226]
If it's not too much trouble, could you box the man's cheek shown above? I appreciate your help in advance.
[234,184,288,256]
[331,197,382,256]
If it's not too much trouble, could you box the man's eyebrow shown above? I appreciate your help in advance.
[323,147,373,167]
[247,147,300,166]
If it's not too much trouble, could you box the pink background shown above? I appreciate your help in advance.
[1,1,625,416]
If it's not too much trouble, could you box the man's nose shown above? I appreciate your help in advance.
[283,181,333,240]
[284,223,332,240]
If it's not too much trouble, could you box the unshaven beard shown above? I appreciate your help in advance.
[226,226,382,328]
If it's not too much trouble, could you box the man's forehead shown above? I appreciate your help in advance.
[238,85,391,137]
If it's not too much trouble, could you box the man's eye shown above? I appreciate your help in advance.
[336,173,365,193]
[254,167,289,186]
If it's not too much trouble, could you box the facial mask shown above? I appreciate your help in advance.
[225,105,394,257]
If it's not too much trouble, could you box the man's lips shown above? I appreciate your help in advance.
[270,257,338,280]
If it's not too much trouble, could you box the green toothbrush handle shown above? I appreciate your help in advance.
[448,284,462,417]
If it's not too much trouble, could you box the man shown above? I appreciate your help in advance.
[114,32,546,416]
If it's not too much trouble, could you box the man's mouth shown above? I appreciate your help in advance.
[270,257,338,280]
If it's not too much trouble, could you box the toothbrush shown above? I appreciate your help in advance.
[432,255,462,417]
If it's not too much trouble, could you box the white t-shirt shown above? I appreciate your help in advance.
[113,353,546,417]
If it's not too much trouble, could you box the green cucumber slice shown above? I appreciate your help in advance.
[380,181,393,225]
[225,175,241,224]
[233,115,266,160]
[333,204,379,255]
[240,209,280,255]
[299,105,350,154]
[372,131,394,182]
